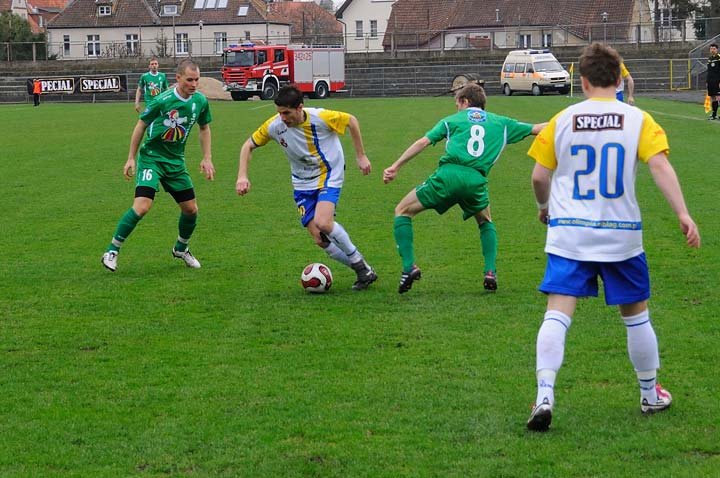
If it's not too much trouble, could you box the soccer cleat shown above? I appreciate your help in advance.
[483,270,497,291]
[641,384,672,414]
[708,116,717,121]
[101,251,118,272]
[172,248,201,269]
[351,262,378,290]
[398,265,422,294]
[527,398,553,432]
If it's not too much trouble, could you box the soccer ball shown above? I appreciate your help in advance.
[301,263,333,293]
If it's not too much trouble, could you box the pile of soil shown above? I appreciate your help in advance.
[198,77,232,101]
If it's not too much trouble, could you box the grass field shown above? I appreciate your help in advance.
[1,94,718,477]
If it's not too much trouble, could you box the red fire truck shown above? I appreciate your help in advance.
[221,43,345,101]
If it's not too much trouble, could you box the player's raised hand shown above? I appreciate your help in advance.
[123,158,136,180]
[200,158,215,180]
[357,154,371,175]
[236,177,251,196]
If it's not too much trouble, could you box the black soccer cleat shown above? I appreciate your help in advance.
[398,265,422,294]
[527,398,553,432]
[483,271,497,291]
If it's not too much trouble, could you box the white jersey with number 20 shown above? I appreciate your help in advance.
[528,98,669,262]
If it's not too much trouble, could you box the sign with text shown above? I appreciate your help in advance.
[26,75,127,94]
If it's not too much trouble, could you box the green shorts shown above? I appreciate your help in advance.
[415,163,489,220]
[136,152,194,193]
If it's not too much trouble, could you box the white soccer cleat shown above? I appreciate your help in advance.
[172,248,201,269]
[641,384,672,414]
[527,398,553,431]
[101,251,118,272]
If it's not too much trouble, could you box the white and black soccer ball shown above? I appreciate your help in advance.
[301,262,333,293]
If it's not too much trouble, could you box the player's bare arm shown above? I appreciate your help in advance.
[383,137,431,183]
[134,87,142,113]
[236,138,257,195]
[197,124,215,180]
[532,122,549,135]
[346,115,371,175]
[531,163,552,224]
[124,120,149,179]
[647,153,701,248]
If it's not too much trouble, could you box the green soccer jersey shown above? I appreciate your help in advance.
[425,107,533,177]
[138,87,212,163]
[138,71,169,103]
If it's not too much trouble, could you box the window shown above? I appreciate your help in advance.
[370,20,377,37]
[244,31,251,40]
[38,16,44,28]
[163,4,178,16]
[519,34,530,48]
[218,0,227,6]
[238,6,248,16]
[543,33,552,48]
[126,34,139,56]
[355,20,363,38]
[63,34,70,56]
[503,63,514,73]
[214,32,227,53]
[660,8,671,27]
[87,34,100,56]
[514,63,526,73]
[98,5,111,16]
[257,50,267,64]
[176,33,189,54]
[274,49,284,62]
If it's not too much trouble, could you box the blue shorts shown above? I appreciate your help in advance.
[616,91,624,102]
[539,253,650,305]
[293,187,341,227]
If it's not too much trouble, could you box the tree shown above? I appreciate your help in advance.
[0,12,47,61]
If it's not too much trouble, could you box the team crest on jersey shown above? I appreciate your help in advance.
[573,113,624,132]
[161,109,188,142]
[148,81,162,96]
[467,109,487,123]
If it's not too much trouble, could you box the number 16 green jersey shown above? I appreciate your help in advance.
[425,107,533,177]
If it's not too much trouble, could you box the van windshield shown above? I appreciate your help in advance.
[533,60,564,72]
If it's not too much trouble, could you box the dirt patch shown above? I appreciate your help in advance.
[198,77,232,101]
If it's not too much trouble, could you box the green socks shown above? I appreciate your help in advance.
[479,221,497,273]
[175,213,197,252]
[393,215,415,273]
[108,208,142,252]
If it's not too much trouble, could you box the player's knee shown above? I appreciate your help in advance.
[314,217,334,234]
[182,204,198,216]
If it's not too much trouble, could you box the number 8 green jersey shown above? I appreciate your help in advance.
[425,107,533,177]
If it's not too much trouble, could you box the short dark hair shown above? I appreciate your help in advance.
[579,42,621,88]
[711,43,718,48]
[275,85,304,108]
[455,83,486,109]
[177,60,199,76]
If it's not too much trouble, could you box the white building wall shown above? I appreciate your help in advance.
[337,0,394,53]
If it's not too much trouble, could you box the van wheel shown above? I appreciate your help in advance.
[531,84,542,96]
[503,84,513,96]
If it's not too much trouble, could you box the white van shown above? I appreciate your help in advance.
[500,49,570,96]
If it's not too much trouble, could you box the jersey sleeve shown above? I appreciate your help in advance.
[424,120,449,145]
[317,109,351,134]
[504,117,534,144]
[637,111,669,162]
[527,112,562,170]
[251,115,277,147]
[198,98,212,126]
[620,63,630,78]
[161,74,169,90]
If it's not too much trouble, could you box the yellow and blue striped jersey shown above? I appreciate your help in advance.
[252,107,351,191]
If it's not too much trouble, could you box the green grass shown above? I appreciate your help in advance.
[1,94,717,477]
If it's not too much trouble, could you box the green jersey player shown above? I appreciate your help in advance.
[102,60,215,272]
[134,56,169,112]
[383,83,545,293]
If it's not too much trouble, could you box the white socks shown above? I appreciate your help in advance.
[323,243,353,267]
[623,310,660,402]
[535,310,572,407]
[327,222,363,264]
